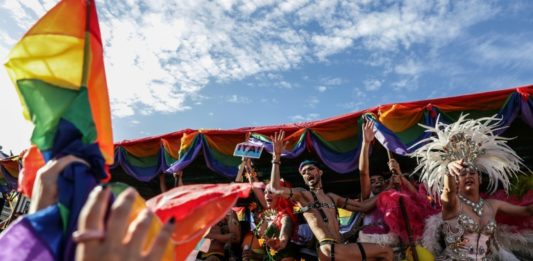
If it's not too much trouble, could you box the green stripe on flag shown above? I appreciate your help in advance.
[17,79,96,150]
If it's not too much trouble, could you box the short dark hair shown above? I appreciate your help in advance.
[299,160,321,172]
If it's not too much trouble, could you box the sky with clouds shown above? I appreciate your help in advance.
[1,0,533,153]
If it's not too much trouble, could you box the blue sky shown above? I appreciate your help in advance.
[1,0,533,154]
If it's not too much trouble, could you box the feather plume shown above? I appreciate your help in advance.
[410,114,523,196]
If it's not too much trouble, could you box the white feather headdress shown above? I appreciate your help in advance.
[410,114,523,196]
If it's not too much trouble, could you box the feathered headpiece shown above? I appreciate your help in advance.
[410,114,523,196]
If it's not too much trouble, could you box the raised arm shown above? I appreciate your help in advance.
[388,159,417,194]
[173,171,183,187]
[270,131,285,190]
[269,131,308,202]
[245,160,268,209]
[441,159,463,217]
[359,120,375,200]
[235,158,246,182]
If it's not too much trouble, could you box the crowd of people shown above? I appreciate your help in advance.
[3,116,533,261]
[188,116,533,261]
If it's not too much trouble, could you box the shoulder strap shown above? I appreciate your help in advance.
[310,191,329,223]
[326,194,340,218]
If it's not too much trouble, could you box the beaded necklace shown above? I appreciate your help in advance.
[458,194,484,216]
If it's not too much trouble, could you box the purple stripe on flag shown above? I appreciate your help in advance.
[0,217,54,261]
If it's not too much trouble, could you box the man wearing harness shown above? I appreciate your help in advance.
[269,131,393,261]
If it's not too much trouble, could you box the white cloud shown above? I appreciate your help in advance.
[392,77,419,92]
[364,79,382,91]
[472,34,533,69]
[0,0,500,121]
[321,77,343,86]
[395,59,425,76]
[226,94,251,103]
[278,81,294,89]
[304,96,320,108]
[316,77,343,92]
[339,101,365,111]
[289,113,320,122]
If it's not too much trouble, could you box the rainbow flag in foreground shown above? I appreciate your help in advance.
[0,0,113,260]
[5,0,114,196]
[0,1,252,260]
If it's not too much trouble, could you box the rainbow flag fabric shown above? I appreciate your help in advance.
[0,0,112,260]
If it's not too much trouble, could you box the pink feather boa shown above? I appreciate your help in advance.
[376,184,440,242]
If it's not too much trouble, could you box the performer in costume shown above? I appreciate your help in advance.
[268,131,393,261]
[241,180,299,260]
[412,115,533,260]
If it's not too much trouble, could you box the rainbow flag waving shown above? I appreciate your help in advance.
[0,1,112,260]
[5,0,113,184]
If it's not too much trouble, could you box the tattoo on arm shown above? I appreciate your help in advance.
[279,216,293,249]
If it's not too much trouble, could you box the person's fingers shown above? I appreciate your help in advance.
[77,185,111,248]
[105,188,136,246]
[125,209,154,252]
[283,140,289,150]
[145,218,175,261]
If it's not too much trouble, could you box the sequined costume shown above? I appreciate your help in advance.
[438,202,497,261]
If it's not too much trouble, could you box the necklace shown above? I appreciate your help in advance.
[458,194,484,216]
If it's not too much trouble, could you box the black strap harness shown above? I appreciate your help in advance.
[299,191,336,223]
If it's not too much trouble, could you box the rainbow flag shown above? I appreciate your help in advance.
[0,1,112,260]
[5,0,113,196]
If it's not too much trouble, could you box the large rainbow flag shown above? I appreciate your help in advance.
[0,0,112,260]
[0,1,252,260]
[5,0,114,196]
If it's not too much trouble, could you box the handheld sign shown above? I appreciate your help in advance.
[233,142,264,159]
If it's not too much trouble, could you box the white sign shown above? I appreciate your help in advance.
[233,142,264,159]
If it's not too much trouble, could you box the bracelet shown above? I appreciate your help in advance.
[271,160,281,165]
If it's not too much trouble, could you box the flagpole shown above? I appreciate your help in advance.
[386,150,419,261]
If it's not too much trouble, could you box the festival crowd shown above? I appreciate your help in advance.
[2,116,533,261]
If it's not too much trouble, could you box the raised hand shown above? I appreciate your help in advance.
[362,120,376,144]
[271,131,287,160]
[75,186,175,261]
[388,159,401,176]
[447,159,465,177]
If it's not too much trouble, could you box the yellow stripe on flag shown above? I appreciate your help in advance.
[5,34,84,91]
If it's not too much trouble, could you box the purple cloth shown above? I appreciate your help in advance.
[0,218,54,261]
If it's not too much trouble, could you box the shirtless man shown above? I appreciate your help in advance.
[269,131,393,261]
[357,120,418,255]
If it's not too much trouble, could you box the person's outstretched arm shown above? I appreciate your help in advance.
[235,158,246,183]
[442,159,462,218]
[359,120,375,200]
[329,193,377,213]
[268,131,305,201]
[490,199,533,217]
